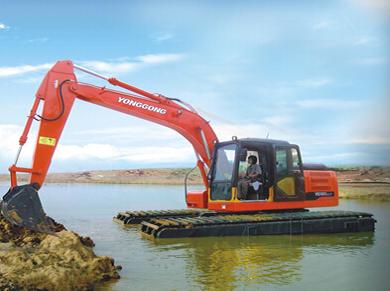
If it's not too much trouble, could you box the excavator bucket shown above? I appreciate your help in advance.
[1,184,55,233]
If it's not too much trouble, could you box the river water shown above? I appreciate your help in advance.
[1,183,388,290]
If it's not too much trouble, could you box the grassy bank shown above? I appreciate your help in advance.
[339,183,390,201]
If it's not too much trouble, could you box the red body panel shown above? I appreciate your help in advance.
[304,170,338,195]
[186,190,208,208]
[207,196,337,212]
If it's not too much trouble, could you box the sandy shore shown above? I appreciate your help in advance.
[1,167,389,201]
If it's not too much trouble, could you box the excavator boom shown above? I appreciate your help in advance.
[1,60,218,232]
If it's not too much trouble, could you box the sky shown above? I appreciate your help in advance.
[0,0,389,173]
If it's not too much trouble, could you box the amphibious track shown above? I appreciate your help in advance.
[114,209,218,224]
[114,209,376,239]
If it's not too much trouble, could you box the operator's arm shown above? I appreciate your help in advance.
[247,164,262,178]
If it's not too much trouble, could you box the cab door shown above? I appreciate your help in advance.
[274,145,304,201]
[210,143,237,201]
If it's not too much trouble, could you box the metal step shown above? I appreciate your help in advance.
[139,210,376,239]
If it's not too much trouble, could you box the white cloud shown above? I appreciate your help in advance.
[0,124,22,158]
[261,116,293,127]
[312,21,332,30]
[0,122,273,168]
[1,120,388,170]
[0,23,9,30]
[26,37,49,44]
[354,38,369,46]
[69,125,182,144]
[349,137,390,145]
[118,146,193,163]
[212,122,296,142]
[0,53,185,79]
[0,123,196,168]
[0,63,52,78]
[305,152,368,163]
[354,57,388,65]
[57,143,191,163]
[206,73,242,85]
[155,33,174,42]
[349,96,390,146]
[256,78,333,100]
[73,53,184,74]
[296,98,362,109]
[296,78,332,88]
[13,76,44,84]
[135,53,184,64]
[348,0,390,15]
[56,144,120,160]
[353,37,378,46]
[79,60,138,74]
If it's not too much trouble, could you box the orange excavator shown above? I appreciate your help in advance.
[1,60,374,237]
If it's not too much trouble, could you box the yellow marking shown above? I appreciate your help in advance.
[268,187,274,201]
[208,187,237,202]
[231,187,239,201]
[39,136,56,146]
[277,177,296,196]
[231,187,237,199]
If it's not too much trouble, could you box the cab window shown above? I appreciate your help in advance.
[291,148,300,170]
[276,149,288,177]
[276,147,301,177]
[213,144,236,181]
[211,144,237,201]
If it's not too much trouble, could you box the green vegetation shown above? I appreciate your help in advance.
[339,183,390,201]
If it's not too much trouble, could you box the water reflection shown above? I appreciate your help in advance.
[147,233,374,290]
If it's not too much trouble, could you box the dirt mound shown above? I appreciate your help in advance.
[0,214,120,291]
[336,166,390,183]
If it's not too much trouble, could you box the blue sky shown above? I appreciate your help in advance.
[0,0,389,172]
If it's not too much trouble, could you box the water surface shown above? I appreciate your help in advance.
[1,183,388,290]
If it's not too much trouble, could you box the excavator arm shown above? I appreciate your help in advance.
[1,60,218,232]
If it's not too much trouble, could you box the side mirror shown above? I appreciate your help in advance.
[239,148,247,162]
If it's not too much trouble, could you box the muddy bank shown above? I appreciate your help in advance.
[0,168,202,185]
[0,214,120,291]
[1,166,388,185]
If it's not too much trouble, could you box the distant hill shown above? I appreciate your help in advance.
[0,168,202,185]
[1,166,389,185]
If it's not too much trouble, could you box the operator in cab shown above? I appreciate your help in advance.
[238,155,262,200]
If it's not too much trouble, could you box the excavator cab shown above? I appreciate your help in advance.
[186,137,338,212]
[208,138,299,203]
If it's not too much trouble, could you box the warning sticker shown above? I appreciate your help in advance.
[38,136,56,146]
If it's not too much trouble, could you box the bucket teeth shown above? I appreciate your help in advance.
[1,184,55,234]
